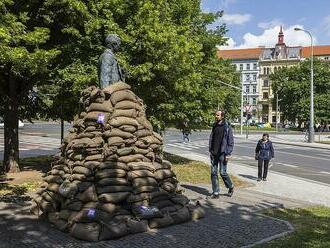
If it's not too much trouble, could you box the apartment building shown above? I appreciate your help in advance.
[217,27,330,124]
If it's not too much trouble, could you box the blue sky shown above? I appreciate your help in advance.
[201,0,330,49]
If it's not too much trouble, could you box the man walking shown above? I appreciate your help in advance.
[209,110,234,198]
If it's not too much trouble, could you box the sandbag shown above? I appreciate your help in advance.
[111,109,138,118]
[87,101,113,112]
[85,154,103,161]
[133,186,157,194]
[134,129,153,138]
[128,170,154,180]
[148,213,174,229]
[47,183,60,193]
[96,168,127,179]
[73,166,91,176]
[128,162,155,171]
[83,161,100,170]
[188,205,205,221]
[132,177,158,187]
[170,194,190,206]
[99,203,118,215]
[118,154,145,163]
[103,129,134,139]
[77,185,98,202]
[127,219,148,234]
[110,90,137,105]
[109,117,139,127]
[127,193,150,203]
[96,185,132,194]
[70,222,100,242]
[155,169,175,180]
[170,207,191,224]
[98,161,129,171]
[98,192,130,203]
[118,124,137,133]
[136,117,153,131]
[97,178,129,186]
[107,136,125,146]
[114,100,143,111]
[116,147,134,156]
[103,81,131,95]
[161,182,177,193]
[44,175,63,184]
[99,221,129,240]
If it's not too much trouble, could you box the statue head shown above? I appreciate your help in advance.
[105,34,121,52]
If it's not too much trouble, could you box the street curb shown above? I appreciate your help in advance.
[241,213,295,248]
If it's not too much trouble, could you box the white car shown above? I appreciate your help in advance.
[0,120,24,128]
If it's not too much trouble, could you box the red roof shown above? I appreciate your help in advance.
[217,48,262,60]
[302,45,330,57]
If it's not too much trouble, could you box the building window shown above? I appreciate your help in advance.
[240,64,243,70]
[253,74,257,81]
[267,67,270,74]
[246,63,250,70]
[253,63,257,70]
[252,97,257,105]
[263,80,269,87]
[253,85,257,93]
[246,85,250,93]
[246,74,250,81]
[325,57,329,60]
[263,67,266,75]
[263,92,269,99]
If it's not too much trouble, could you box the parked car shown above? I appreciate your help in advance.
[0,120,25,128]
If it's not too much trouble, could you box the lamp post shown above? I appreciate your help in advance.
[215,80,244,135]
[294,27,314,143]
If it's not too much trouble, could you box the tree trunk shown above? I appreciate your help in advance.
[3,74,20,173]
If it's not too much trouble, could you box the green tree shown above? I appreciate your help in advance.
[0,0,59,172]
[271,59,330,127]
[1,0,240,172]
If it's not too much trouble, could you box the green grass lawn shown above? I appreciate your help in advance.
[164,152,250,188]
[260,206,330,247]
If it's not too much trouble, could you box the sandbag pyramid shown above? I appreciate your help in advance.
[33,82,204,241]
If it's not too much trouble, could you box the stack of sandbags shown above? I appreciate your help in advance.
[32,81,204,241]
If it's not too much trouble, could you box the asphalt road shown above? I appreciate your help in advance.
[0,123,329,185]
[163,130,330,185]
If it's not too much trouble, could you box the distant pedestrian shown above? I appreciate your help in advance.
[208,110,234,198]
[181,119,191,143]
[255,133,274,181]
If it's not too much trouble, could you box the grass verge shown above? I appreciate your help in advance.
[259,206,330,247]
[164,152,250,188]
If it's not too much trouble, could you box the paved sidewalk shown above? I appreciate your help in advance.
[0,181,306,248]
[167,150,330,207]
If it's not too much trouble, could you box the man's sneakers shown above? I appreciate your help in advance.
[227,187,234,197]
[257,178,262,182]
[209,193,219,199]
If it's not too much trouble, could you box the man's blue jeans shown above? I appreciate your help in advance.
[210,153,233,194]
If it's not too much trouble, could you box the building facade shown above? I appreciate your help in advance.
[217,27,330,124]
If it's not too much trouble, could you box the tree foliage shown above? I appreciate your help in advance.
[271,59,330,125]
[0,0,240,171]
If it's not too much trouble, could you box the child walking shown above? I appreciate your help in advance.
[255,133,274,181]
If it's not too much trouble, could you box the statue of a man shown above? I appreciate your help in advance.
[98,34,125,88]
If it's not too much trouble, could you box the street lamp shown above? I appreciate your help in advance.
[294,27,314,143]
[214,79,245,136]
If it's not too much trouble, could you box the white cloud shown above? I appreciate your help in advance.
[222,13,252,25]
[220,0,237,9]
[323,15,330,36]
[221,25,317,49]
[218,37,236,50]
[258,19,283,29]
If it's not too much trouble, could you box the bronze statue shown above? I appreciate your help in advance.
[98,34,125,88]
